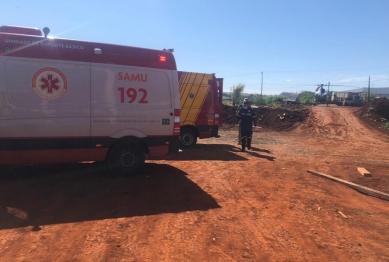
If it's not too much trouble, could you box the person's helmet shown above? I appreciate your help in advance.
[243,98,248,101]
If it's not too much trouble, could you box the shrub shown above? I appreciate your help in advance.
[363,106,373,118]
[381,118,389,129]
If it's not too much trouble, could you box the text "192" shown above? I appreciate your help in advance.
[118,87,148,104]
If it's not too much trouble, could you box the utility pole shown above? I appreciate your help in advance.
[261,72,263,105]
[368,76,371,102]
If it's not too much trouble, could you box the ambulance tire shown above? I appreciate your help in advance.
[108,143,145,175]
[180,128,197,148]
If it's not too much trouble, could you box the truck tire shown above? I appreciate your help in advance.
[108,143,145,175]
[180,128,197,148]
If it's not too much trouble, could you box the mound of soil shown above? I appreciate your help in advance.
[222,104,310,131]
[357,97,389,119]
[356,97,389,132]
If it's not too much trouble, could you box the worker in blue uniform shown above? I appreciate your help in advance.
[236,98,248,145]
[236,100,256,151]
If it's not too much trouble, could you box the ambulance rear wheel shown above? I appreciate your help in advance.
[108,143,145,175]
[180,128,197,148]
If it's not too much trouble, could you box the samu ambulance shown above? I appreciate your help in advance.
[0,25,180,174]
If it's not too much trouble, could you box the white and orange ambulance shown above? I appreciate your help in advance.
[0,25,181,174]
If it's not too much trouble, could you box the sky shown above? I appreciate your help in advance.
[2,0,389,95]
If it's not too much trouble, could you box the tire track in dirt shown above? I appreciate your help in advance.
[297,106,389,159]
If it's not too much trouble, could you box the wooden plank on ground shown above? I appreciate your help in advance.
[357,167,371,177]
[307,170,389,201]
[337,211,348,219]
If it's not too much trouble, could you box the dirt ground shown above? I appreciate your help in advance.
[1,105,389,261]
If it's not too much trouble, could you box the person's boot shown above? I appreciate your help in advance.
[241,137,246,152]
[247,137,252,150]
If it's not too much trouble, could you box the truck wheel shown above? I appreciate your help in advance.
[108,143,145,175]
[180,128,197,148]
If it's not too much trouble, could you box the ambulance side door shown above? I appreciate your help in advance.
[1,58,91,145]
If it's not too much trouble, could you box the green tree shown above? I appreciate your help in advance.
[298,91,316,105]
[251,94,263,105]
[264,96,284,105]
[232,83,245,106]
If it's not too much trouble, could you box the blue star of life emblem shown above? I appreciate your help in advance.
[189,93,195,99]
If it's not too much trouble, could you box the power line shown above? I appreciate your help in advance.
[266,67,389,73]
[245,83,362,88]
[245,83,315,86]
[224,66,389,78]
[244,80,389,87]
[334,78,389,84]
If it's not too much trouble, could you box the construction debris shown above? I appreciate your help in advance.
[307,170,389,201]
[357,167,372,177]
[337,211,348,219]
[222,104,309,131]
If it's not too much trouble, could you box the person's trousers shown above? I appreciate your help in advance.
[240,127,252,150]
[238,121,241,142]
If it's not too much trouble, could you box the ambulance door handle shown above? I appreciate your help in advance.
[170,113,173,116]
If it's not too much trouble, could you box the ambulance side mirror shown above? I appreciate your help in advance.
[43,27,50,38]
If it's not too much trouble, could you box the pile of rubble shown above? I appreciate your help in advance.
[222,104,310,131]
[357,97,389,120]
[356,97,389,132]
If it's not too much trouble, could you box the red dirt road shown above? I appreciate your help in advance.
[1,105,389,261]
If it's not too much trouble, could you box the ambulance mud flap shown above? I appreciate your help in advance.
[211,126,220,138]
[168,136,180,154]
[196,126,219,139]
[108,142,145,175]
